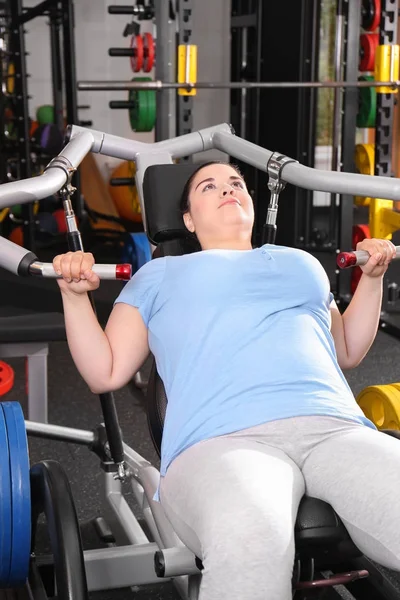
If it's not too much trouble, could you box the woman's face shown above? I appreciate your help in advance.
[183,163,254,248]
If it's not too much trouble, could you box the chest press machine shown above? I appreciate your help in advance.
[0,123,400,598]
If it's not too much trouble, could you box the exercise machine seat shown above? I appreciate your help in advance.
[0,306,66,343]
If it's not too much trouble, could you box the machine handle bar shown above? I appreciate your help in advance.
[337,246,400,268]
[29,261,132,281]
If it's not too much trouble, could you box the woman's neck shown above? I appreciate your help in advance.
[200,239,253,251]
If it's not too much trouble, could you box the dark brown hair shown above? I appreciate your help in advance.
[179,160,244,215]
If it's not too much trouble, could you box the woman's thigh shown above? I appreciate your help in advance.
[302,426,400,571]
[159,435,305,560]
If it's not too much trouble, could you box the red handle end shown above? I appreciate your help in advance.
[116,264,132,280]
[336,252,357,269]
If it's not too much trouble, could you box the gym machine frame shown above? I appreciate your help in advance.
[8,0,83,250]
[1,123,400,596]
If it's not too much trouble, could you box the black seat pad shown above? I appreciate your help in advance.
[295,496,351,549]
[0,307,66,343]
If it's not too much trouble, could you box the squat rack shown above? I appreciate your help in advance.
[5,0,82,251]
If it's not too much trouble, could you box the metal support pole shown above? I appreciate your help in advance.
[329,0,345,246]
[49,2,64,132]
[61,0,82,219]
[177,0,193,157]
[337,0,361,301]
[295,0,320,250]
[154,0,176,141]
[10,0,35,251]
[375,0,399,177]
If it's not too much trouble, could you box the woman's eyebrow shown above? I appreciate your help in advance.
[195,177,215,190]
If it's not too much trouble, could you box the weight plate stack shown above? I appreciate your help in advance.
[361,0,381,32]
[130,34,144,73]
[0,408,12,587]
[357,75,376,128]
[351,224,371,294]
[0,402,31,589]
[359,33,379,71]
[357,384,400,430]
[129,77,156,132]
[354,143,374,206]
[142,33,155,73]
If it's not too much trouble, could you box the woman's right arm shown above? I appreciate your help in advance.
[55,252,150,394]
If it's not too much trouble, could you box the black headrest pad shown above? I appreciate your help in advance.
[143,163,200,245]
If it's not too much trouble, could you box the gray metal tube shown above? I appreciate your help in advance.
[25,420,95,445]
[69,123,232,161]
[0,169,65,210]
[58,130,95,168]
[0,130,95,209]
[77,79,400,91]
[0,237,34,275]
[155,123,233,157]
[213,131,400,201]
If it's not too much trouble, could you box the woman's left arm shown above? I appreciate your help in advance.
[330,238,396,370]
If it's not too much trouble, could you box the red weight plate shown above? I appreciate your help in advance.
[369,0,381,31]
[130,34,144,73]
[143,32,155,73]
[351,224,371,294]
[0,361,14,396]
[359,33,379,72]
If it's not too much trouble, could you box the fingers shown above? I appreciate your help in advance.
[53,251,95,282]
[356,238,397,266]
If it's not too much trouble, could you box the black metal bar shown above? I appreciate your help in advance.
[108,47,134,57]
[295,0,320,249]
[337,0,361,301]
[252,0,263,243]
[63,210,125,468]
[108,5,142,14]
[18,0,54,25]
[375,0,398,178]
[10,0,35,252]
[0,5,9,185]
[61,0,82,220]
[109,100,133,109]
[328,0,345,246]
[49,2,64,132]
[177,0,193,161]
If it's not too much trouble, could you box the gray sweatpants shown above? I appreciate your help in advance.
[159,415,400,600]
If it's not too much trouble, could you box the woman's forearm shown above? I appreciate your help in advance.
[342,273,383,366]
[60,290,113,392]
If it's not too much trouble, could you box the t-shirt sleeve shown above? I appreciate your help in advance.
[114,257,166,326]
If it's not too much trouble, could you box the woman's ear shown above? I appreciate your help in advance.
[183,212,195,233]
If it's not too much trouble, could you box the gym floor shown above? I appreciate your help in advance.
[2,257,400,599]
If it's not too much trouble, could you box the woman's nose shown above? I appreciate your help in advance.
[221,185,235,196]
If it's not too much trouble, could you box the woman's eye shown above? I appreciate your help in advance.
[203,183,215,192]
[233,180,244,188]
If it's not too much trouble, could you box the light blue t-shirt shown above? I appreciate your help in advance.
[115,244,375,491]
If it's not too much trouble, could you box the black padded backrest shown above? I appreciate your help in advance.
[144,163,202,457]
[143,163,200,245]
